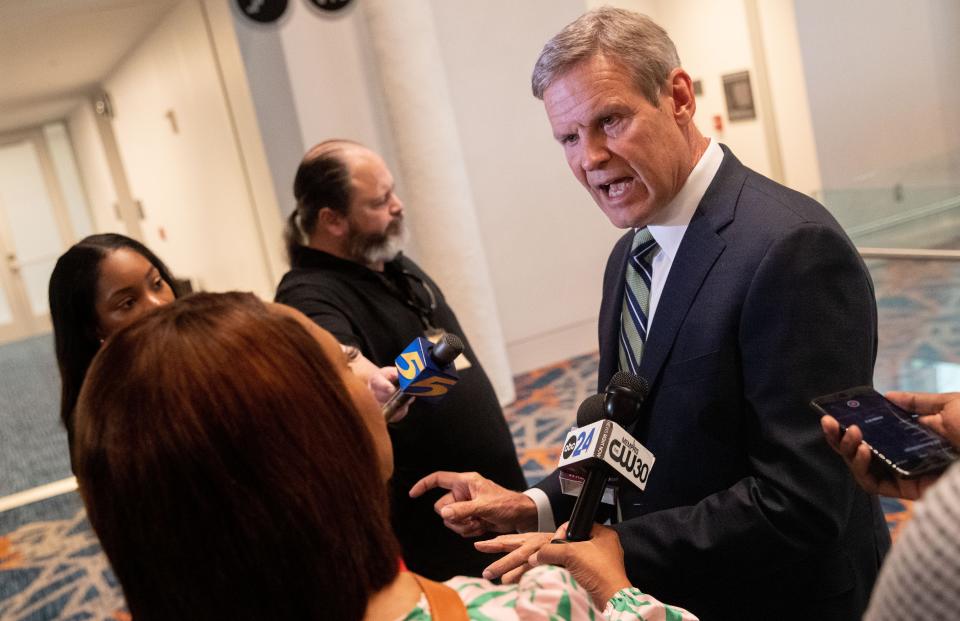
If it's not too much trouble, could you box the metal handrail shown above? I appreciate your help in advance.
[858,247,960,261]
[847,194,960,238]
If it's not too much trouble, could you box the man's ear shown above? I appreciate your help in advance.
[667,68,696,126]
[317,207,348,237]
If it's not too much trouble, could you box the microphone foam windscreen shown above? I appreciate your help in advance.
[576,393,607,427]
[607,371,650,400]
[431,333,464,365]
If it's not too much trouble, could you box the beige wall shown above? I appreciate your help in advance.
[67,102,121,234]
[754,0,821,196]
[427,0,623,373]
[104,0,273,297]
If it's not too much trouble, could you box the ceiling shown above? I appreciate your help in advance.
[0,0,180,133]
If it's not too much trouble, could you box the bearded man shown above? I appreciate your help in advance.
[275,140,526,580]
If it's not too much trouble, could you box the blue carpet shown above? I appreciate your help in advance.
[0,334,70,498]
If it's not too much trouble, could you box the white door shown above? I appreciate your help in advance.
[0,129,79,343]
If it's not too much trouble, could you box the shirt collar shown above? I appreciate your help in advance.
[646,139,723,261]
[293,245,404,277]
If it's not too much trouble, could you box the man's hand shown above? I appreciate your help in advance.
[474,532,553,582]
[887,391,960,447]
[820,414,938,500]
[409,471,538,537]
[531,523,631,609]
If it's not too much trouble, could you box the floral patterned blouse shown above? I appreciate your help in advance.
[396,565,699,621]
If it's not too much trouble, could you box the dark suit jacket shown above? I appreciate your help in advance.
[536,147,890,620]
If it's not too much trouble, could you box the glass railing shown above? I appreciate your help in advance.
[817,148,960,250]
[822,186,960,249]
[866,251,960,393]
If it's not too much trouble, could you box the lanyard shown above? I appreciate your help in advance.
[377,260,439,331]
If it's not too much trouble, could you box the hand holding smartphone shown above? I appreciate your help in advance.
[812,386,959,479]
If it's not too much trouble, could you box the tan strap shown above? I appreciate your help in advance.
[410,573,469,621]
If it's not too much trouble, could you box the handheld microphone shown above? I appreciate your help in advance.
[562,372,651,541]
[382,333,463,423]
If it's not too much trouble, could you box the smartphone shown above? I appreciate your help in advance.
[811,385,959,478]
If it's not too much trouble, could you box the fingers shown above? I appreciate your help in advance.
[820,416,842,451]
[500,563,532,584]
[820,416,862,462]
[433,491,457,514]
[849,442,875,483]
[439,499,485,523]
[443,516,487,538]
[367,374,397,405]
[531,538,570,567]
[885,391,957,415]
[883,391,916,412]
[552,522,569,540]
[482,546,533,580]
[837,424,863,461]
[474,533,534,553]
[935,400,960,447]
[434,492,484,519]
[480,533,551,580]
[379,365,399,383]
[440,498,507,538]
[918,414,947,437]
[409,471,467,497]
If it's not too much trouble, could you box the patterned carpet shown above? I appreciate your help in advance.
[870,258,960,393]
[0,347,922,619]
[0,494,125,621]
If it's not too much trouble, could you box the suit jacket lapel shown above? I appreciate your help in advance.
[637,147,744,388]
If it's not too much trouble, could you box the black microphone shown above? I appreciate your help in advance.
[565,372,650,541]
[382,333,464,423]
[603,371,649,426]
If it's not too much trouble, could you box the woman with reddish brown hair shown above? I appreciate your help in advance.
[72,292,696,620]
[74,292,398,620]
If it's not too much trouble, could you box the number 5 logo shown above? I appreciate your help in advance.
[397,351,425,380]
[410,376,457,397]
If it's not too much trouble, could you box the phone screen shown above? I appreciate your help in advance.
[817,390,955,471]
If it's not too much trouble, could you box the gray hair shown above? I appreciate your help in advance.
[531,7,681,106]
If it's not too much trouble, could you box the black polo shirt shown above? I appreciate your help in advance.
[276,247,526,580]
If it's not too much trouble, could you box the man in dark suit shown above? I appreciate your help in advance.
[411,7,889,619]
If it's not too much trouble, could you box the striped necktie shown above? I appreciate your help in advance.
[618,228,658,374]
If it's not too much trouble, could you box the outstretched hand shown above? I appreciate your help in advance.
[409,471,538,537]
[474,532,554,582]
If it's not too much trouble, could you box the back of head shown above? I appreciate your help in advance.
[531,7,680,105]
[285,139,359,265]
[73,292,399,621]
[48,233,177,448]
